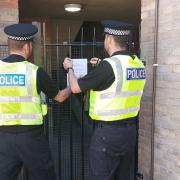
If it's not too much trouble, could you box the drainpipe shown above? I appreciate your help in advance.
[151,0,160,179]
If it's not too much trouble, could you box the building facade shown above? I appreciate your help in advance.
[0,0,180,179]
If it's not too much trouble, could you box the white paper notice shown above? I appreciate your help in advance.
[67,58,87,86]
[72,59,87,78]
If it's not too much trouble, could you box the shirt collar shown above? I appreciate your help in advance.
[2,54,25,63]
[111,50,130,57]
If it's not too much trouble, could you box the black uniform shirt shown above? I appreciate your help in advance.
[0,54,59,132]
[78,51,137,122]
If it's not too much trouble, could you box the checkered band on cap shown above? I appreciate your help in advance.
[8,35,33,41]
[104,27,130,36]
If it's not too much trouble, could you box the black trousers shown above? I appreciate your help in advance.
[89,124,136,180]
[0,128,56,180]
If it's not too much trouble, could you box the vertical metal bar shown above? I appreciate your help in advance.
[92,26,96,130]
[43,22,47,72]
[42,22,50,139]
[81,27,84,58]
[93,26,96,55]
[139,24,141,56]
[80,27,85,180]
[69,27,72,58]
[151,0,160,179]
[68,26,73,180]
[83,21,90,111]
[56,25,60,89]
[56,25,61,180]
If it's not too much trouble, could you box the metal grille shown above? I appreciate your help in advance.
[0,45,8,59]
[45,43,105,180]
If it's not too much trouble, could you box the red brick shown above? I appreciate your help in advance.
[0,0,18,9]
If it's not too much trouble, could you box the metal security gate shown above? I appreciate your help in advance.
[42,22,106,180]
[44,26,105,179]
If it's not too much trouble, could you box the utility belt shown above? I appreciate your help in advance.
[94,117,137,127]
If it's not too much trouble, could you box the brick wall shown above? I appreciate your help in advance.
[140,0,180,179]
[0,0,19,44]
[154,0,180,179]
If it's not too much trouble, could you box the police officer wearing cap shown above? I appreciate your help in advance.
[0,24,71,180]
[63,20,146,180]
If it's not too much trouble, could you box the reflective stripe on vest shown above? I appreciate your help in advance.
[0,96,39,102]
[26,63,33,95]
[0,114,42,126]
[0,60,44,126]
[96,106,140,116]
[89,55,146,121]
[0,114,41,120]
[100,91,143,98]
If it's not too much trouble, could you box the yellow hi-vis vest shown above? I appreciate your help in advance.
[0,60,47,126]
[89,55,146,121]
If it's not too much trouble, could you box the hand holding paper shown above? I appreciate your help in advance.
[63,57,73,70]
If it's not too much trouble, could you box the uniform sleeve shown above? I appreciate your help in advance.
[36,67,59,98]
[78,61,115,91]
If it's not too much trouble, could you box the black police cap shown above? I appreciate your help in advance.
[4,24,38,41]
[101,20,134,36]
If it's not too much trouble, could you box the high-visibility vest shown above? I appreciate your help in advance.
[89,55,146,121]
[0,60,47,126]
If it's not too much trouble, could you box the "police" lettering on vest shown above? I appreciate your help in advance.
[0,74,26,86]
[126,68,146,80]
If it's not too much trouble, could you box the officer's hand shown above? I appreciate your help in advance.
[63,57,73,70]
[89,57,101,67]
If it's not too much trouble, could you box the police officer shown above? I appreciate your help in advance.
[0,24,71,180]
[63,20,146,180]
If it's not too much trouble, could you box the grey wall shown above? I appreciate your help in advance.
[140,0,180,179]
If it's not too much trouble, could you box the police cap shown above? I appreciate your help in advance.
[4,24,38,41]
[101,20,134,36]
